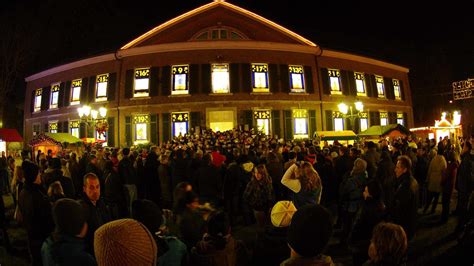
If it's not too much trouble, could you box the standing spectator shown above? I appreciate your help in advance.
[170,148,191,192]
[0,158,9,195]
[281,204,334,265]
[440,150,459,223]
[47,181,66,203]
[375,151,396,209]
[18,161,54,265]
[193,153,222,208]
[41,198,96,266]
[222,149,243,226]
[103,161,127,219]
[68,153,81,198]
[266,152,286,201]
[281,161,322,209]
[414,147,429,209]
[211,146,226,169]
[363,142,380,180]
[86,155,104,192]
[144,151,161,206]
[43,158,75,199]
[391,155,419,240]
[365,222,408,266]
[176,191,206,251]
[424,148,447,215]
[243,164,274,229]
[455,141,474,234]
[118,148,137,215]
[158,154,173,210]
[79,173,111,256]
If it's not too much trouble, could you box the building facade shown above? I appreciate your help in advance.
[24,1,413,148]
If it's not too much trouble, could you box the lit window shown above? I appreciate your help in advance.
[134,68,150,97]
[251,63,269,93]
[172,65,189,95]
[360,118,368,132]
[254,110,271,135]
[328,69,342,94]
[49,122,58,133]
[134,115,150,143]
[69,120,80,138]
[293,109,308,138]
[50,83,60,109]
[334,118,344,131]
[355,72,366,95]
[380,112,388,126]
[96,74,109,102]
[172,112,189,137]
[397,113,404,125]
[34,89,42,112]
[393,79,401,100]
[211,64,230,94]
[70,79,81,105]
[96,130,107,146]
[375,75,385,97]
[289,65,305,93]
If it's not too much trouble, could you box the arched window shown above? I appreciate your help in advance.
[191,26,248,41]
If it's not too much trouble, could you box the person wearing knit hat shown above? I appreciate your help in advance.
[94,218,157,266]
[281,204,334,265]
[270,201,297,227]
[41,198,96,266]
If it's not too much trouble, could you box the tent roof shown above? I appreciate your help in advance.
[315,130,358,140]
[29,133,83,147]
[358,124,410,137]
[0,128,23,142]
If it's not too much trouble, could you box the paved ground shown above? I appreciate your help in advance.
[0,195,472,266]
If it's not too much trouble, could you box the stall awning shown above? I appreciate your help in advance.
[29,133,83,147]
[358,124,410,137]
[315,130,358,141]
[0,128,23,142]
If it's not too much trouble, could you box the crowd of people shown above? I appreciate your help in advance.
[0,127,473,266]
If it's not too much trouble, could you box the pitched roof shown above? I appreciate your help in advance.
[29,133,83,147]
[358,124,410,137]
[0,128,23,142]
[121,1,317,49]
[315,130,358,141]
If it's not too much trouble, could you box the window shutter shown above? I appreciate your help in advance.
[201,64,211,94]
[44,123,49,133]
[160,66,171,96]
[309,110,317,138]
[269,64,279,93]
[241,63,251,93]
[272,110,281,139]
[58,82,65,108]
[340,70,351,96]
[325,110,333,131]
[279,64,290,93]
[150,114,158,145]
[80,122,86,138]
[320,68,330,95]
[149,67,160,97]
[389,112,397,124]
[107,73,117,101]
[41,86,51,111]
[403,112,408,126]
[230,63,240,93]
[80,78,88,104]
[64,81,71,107]
[190,111,201,131]
[384,77,394,100]
[62,121,69,133]
[107,117,115,147]
[125,116,132,147]
[346,71,356,96]
[125,69,134,99]
[30,90,35,113]
[400,80,405,101]
[189,64,200,95]
[243,110,253,129]
[284,110,293,140]
[88,76,96,103]
[162,113,170,143]
[369,111,380,126]
[304,66,314,94]
[353,118,361,133]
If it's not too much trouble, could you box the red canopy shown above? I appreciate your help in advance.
[0,128,23,142]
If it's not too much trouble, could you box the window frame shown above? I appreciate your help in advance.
[289,65,305,93]
[328,69,342,95]
[133,68,150,97]
[171,112,190,138]
[95,74,109,102]
[375,75,385,98]
[49,121,58,133]
[251,63,270,93]
[211,63,230,94]
[253,110,271,135]
[354,72,367,96]
[133,114,150,143]
[50,83,60,109]
[70,79,82,105]
[393,79,402,100]
[33,89,42,112]
[380,112,388,126]
[334,117,344,131]
[293,109,308,138]
[171,65,190,95]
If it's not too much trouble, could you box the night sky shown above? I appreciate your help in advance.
[2,0,474,127]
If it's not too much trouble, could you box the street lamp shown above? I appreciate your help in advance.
[77,105,108,141]
[338,101,364,131]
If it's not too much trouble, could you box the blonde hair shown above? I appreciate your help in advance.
[254,164,271,184]
[48,181,65,198]
[299,161,322,191]
[351,158,367,176]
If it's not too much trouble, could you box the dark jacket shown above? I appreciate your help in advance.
[193,164,222,201]
[191,234,248,266]
[79,196,111,255]
[390,172,419,240]
[158,163,173,203]
[144,152,161,204]
[118,156,137,185]
[44,169,75,199]
[41,234,97,266]
[375,155,396,208]
[456,153,474,195]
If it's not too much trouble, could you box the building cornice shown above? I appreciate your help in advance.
[322,50,409,73]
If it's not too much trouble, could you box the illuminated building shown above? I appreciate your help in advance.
[24,1,413,147]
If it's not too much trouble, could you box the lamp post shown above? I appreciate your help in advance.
[338,101,364,131]
[77,105,108,142]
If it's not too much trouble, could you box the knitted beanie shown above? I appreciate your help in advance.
[52,198,85,236]
[94,219,157,266]
[270,201,297,227]
[287,204,333,257]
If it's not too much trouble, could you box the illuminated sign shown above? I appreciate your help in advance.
[452,78,474,100]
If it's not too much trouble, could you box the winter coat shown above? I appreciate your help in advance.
[243,178,274,211]
[191,234,248,266]
[41,234,96,266]
[427,154,447,193]
[390,172,419,240]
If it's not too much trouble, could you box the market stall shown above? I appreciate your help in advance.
[358,124,411,141]
[29,133,83,157]
[0,128,23,157]
[410,112,463,142]
[314,130,358,147]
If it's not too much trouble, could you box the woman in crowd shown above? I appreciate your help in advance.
[47,181,65,203]
[365,222,408,266]
[281,161,322,209]
[243,164,274,229]
[424,148,447,215]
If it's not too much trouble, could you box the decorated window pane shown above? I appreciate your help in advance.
[134,68,150,97]
[96,74,109,101]
[50,83,60,109]
[172,112,189,137]
[334,118,344,131]
[380,112,388,126]
[397,113,404,125]
[251,63,269,93]
[49,122,58,133]
[71,79,82,105]
[360,118,368,132]
[355,72,366,95]
[70,120,80,138]
[393,79,401,100]
[254,110,271,135]
[293,109,308,138]
[375,75,385,97]
[133,114,150,142]
[34,89,42,112]
[212,64,230,94]
[289,65,305,93]
[172,65,189,95]
[32,123,41,136]
[328,69,342,94]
